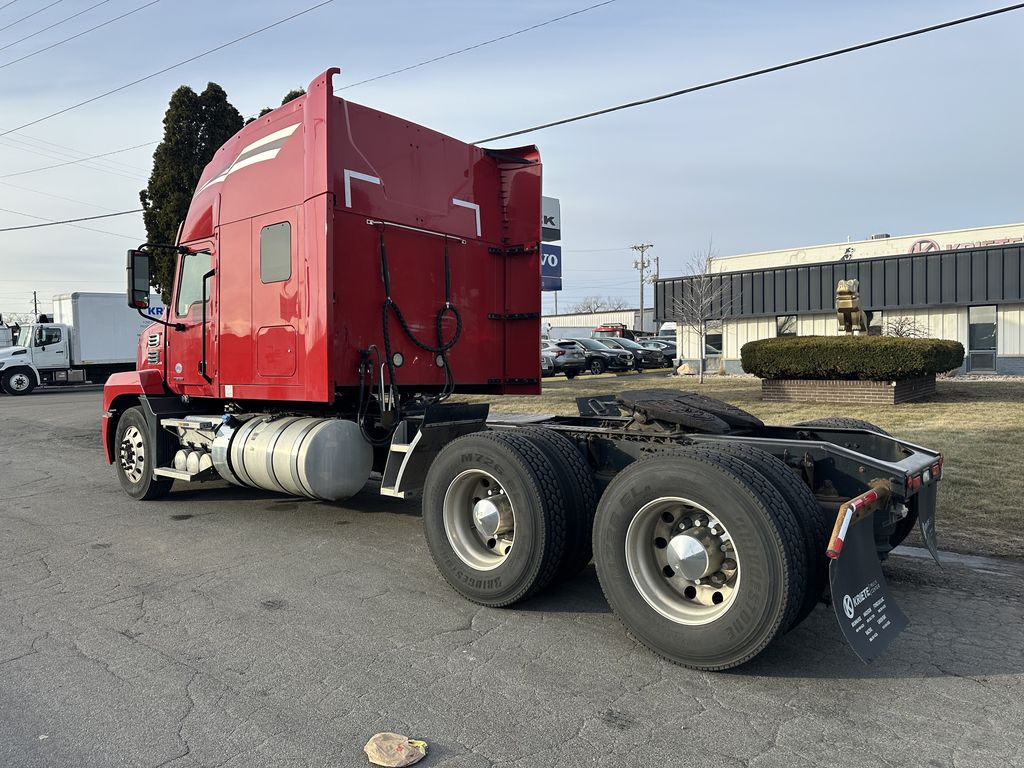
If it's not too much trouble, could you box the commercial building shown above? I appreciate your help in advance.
[655,223,1024,374]
[542,308,656,338]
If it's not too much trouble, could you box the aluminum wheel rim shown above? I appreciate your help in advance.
[443,469,516,571]
[8,372,30,392]
[624,496,740,625]
[119,425,146,484]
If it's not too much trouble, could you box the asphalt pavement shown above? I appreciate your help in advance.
[2,389,1023,768]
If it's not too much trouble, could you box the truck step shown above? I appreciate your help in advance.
[380,403,489,499]
[153,467,217,482]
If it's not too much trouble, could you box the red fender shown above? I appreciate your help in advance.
[101,370,169,464]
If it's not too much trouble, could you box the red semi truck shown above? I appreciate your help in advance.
[104,69,943,670]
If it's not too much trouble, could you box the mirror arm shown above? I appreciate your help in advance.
[137,308,186,332]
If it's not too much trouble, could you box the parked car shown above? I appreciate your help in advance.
[540,340,587,378]
[641,338,678,363]
[599,336,667,369]
[568,337,634,375]
[541,351,555,377]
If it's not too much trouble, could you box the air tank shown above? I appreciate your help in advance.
[211,416,373,501]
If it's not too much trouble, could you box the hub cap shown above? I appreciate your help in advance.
[118,425,146,484]
[443,469,516,571]
[8,372,30,392]
[624,497,740,625]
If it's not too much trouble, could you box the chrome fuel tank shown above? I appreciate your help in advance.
[212,416,372,501]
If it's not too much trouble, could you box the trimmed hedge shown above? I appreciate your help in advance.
[741,335,965,381]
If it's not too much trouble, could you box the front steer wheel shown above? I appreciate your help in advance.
[114,406,174,500]
[593,452,807,671]
[1,368,36,395]
[421,431,568,607]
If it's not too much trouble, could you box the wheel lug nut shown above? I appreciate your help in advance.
[710,572,726,586]
[722,558,737,570]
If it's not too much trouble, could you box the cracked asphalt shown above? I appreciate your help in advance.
[2,389,1023,768]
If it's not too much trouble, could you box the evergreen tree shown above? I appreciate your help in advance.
[140,83,242,301]
[246,87,306,125]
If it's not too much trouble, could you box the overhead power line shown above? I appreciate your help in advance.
[0,1,24,13]
[0,0,334,137]
[475,2,1024,143]
[340,0,617,90]
[0,0,112,54]
[0,207,142,237]
[0,178,120,211]
[0,140,156,178]
[0,0,66,34]
[0,0,160,71]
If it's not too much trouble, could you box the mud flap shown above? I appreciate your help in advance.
[829,517,909,663]
[915,483,941,566]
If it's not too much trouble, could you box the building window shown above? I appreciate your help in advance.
[969,305,997,350]
[260,222,291,283]
[776,315,797,337]
[867,311,883,336]
[176,250,213,317]
[705,319,723,355]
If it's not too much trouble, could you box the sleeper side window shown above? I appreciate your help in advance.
[260,222,292,284]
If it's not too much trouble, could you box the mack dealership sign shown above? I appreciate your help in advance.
[542,196,560,242]
[541,244,562,292]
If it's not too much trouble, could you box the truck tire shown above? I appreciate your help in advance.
[1,368,36,396]
[593,452,807,670]
[793,417,891,436]
[114,406,174,501]
[692,443,829,630]
[421,431,567,607]
[589,358,607,375]
[515,427,598,579]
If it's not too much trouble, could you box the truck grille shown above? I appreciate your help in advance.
[147,333,160,348]
[147,350,160,365]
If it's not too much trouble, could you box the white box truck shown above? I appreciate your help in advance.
[0,292,163,395]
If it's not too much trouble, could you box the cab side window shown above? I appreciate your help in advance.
[176,250,213,317]
[36,327,61,346]
[260,222,291,283]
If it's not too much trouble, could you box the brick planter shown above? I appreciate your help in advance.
[761,375,936,405]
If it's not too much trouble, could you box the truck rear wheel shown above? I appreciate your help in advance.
[692,443,829,630]
[422,431,567,607]
[1,368,36,395]
[515,427,598,579]
[593,452,806,670]
[115,407,174,501]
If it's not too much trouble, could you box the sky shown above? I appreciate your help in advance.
[0,0,1022,319]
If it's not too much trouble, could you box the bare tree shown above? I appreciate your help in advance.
[569,295,630,313]
[670,238,736,383]
[885,316,930,338]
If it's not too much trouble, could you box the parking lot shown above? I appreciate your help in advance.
[2,388,1024,768]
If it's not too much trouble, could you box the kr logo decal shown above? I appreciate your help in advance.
[843,594,855,620]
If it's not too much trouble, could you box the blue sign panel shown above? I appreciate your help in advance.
[541,243,562,292]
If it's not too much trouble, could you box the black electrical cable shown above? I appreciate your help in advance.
[0,141,155,179]
[0,0,160,71]
[339,0,617,90]
[474,2,1024,144]
[0,0,66,35]
[0,0,112,54]
[376,226,463,426]
[0,0,334,136]
[0,207,141,232]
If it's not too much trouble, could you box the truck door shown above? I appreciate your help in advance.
[31,324,68,369]
[166,244,217,396]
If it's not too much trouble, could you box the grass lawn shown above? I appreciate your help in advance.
[468,374,1022,558]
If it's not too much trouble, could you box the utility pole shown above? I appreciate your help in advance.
[32,291,38,319]
[631,243,653,332]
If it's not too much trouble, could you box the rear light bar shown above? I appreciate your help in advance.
[904,454,944,493]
